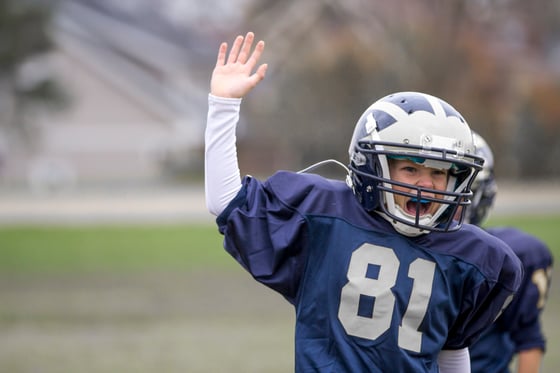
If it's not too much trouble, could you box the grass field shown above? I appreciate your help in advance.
[0,215,558,372]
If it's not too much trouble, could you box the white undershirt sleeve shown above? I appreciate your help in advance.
[204,94,244,216]
[437,348,470,373]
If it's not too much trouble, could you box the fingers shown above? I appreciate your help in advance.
[253,63,268,83]
[215,42,227,66]
[237,32,255,64]
[219,32,263,66]
[242,63,267,94]
[246,40,265,70]
[226,34,245,64]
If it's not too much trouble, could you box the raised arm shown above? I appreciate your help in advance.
[205,32,268,216]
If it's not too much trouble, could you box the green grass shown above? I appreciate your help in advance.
[0,215,557,273]
[485,214,560,258]
[0,216,558,372]
[0,224,234,273]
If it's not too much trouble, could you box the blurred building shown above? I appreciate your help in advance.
[2,0,249,192]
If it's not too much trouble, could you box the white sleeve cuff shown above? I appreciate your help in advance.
[437,348,470,373]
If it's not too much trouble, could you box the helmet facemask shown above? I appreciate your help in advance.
[348,92,484,236]
[352,141,482,236]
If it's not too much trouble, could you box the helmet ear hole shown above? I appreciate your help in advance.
[350,165,380,211]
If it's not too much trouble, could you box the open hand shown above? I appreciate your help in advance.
[210,32,268,99]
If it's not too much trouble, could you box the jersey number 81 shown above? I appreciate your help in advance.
[338,243,436,353]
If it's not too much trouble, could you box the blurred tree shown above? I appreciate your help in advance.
[231,0,560,179]
[506,0,560,179]
[514,80,560,178]
[0,0,68,148]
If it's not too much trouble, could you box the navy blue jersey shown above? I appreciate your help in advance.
[470,227,553,373]
[217,171,523,372]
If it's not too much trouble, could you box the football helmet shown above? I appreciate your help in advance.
[464,132,497,226]
[348,91,484,236]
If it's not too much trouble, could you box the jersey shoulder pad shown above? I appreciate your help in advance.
[486,226,553,268]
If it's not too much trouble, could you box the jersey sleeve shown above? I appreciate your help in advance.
[489,227,554,353]
[436,226,524,349]
[216,173,312,304]
[216,171,355,304]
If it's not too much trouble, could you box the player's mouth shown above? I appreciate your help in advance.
[406,197,432,216]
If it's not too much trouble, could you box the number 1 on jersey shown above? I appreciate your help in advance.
[338,243,436,353]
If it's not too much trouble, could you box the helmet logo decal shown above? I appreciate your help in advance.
[371,109,397,130]
[382,93,433,116]
[438,99,466,123]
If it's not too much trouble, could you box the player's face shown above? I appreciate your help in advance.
[453,206,465,221]
[388,159,448,217]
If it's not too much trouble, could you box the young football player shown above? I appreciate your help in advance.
[467,132,553,373]
[205,32,523,372]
